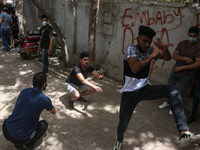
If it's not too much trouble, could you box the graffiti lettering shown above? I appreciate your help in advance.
[122,8,182,31]
[196,13,200,27]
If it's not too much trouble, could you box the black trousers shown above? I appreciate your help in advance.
[2,119,48,147]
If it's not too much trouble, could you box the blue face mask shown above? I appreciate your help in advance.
[188,37,197,43]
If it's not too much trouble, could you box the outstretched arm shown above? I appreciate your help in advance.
[76,73,103,93]
[92,70,104,80]
[49,108,56,114]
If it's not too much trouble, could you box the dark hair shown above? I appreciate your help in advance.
[3,7,9,13]
[41,14,48,20]
[10,9,15,15]
[188,26,199,35]
[33,72,47,89]
[80,51,90,59]
[138,25,156,38]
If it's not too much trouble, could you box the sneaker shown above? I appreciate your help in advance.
[169,109,173,115]
[113,141,122,150]
[159,102,170,109]
[179,130,200,148]
[77,96,87,102]
[68,98,74,110]
[187,116,196,124]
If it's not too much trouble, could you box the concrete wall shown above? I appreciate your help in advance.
[96,2,199,83]
[20,1,200,85]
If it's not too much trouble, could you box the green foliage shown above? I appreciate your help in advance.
[51,38,62,56]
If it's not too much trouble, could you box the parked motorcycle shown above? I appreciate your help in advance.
[15,30,57,60]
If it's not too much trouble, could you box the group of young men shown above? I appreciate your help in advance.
[2,21,200,150]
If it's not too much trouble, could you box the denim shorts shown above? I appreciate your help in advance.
[65,82,88,93]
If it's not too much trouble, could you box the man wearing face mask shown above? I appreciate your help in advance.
[37,14,53,73]
[159,26,200,115]
[2,72,56,149]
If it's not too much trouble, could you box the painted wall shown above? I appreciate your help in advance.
[96,2,199,84]
[20,1,200,85]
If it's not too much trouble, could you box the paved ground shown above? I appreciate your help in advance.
[0,44,200,150]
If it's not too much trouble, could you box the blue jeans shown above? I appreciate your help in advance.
[191,70,200,118]
[40,48,49,73]
[165,71,192,103]
[117,84,188,142]
[1,28,10,51]
[3,120,48,147]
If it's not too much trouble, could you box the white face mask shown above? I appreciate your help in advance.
[42,21,48,26]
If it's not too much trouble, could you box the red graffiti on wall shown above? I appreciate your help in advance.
[121,8,182,31]
[121,8,182,78]
[121,8,182,52]
[195,13,200,27]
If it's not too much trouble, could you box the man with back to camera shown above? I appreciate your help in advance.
[113,25,200,150]
[158,26,200,115]
[65,51,104,110]
[37,14,53,73]
[0,7,12,51]
[2,72,56,149]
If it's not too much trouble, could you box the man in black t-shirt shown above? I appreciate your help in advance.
[37,14,53,73]
[65,51,104,110]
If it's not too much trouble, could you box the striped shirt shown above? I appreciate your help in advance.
[174,40,200,75]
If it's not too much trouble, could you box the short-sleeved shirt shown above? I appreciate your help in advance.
[174,40,200,75]
[66,63,95,86]
[120,44,152,93]
[5,88,54,140]
[39,24,53,49]
[0,12,12,29]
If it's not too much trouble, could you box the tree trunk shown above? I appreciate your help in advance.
[88,0,100,64]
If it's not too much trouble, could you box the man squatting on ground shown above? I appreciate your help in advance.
[65,51,104,110]
[2,72,56,149]
[113,25,200,150]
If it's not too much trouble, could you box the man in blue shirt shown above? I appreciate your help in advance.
[2,72,56,149]
[0,7,12,51]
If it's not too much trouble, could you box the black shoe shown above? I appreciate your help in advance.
[15,145,28,150]
[68,98,74,110]
[187,116,196,124]
[77,96,87,102]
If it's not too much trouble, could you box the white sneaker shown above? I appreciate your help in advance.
[113,141,122,150]
[159,102,170,109]
[1,46,5,50]
[178,131,200,148]
[169,109,172,115]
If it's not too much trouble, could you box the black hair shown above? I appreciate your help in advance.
[10,9,15,15]
[138,25,156,38]
[80,51,90,59]
[41,14,48,20]
[33,72,47,89]
[188,26,199,35]
[3,7,9,13]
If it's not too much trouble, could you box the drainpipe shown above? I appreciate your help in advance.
[88,0,100,64]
